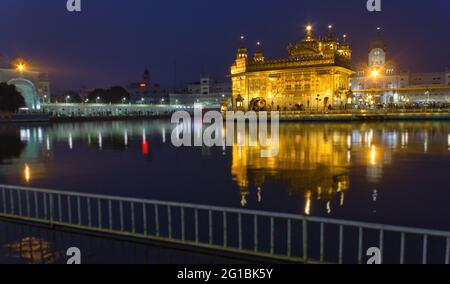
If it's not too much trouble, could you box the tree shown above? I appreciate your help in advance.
[0,83,25,112]
[106,86,130,104]
[63,91,83,103]
[86,86,130,104]
[87,88,108,103]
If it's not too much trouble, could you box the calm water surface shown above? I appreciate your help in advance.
[0,120,449,231]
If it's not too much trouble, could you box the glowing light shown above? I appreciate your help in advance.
[46,136,51,151]
[24,164,31,182]
[326,201,331,214]
[370,145,377,166]
[98,133,103,150]
[304,192,312,216]
[69,133,73,150]
[371,69,379,78]
[16,63,26,72]
[306,25,312,32]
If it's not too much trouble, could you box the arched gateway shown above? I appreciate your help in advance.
[7,78,40,110]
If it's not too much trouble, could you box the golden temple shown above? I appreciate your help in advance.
[230,25,354,112]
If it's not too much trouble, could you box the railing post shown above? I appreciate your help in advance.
[43,193,48,220]
[302,218,308,263]
[1,187,6,214]
[26,191,30,217]
[10,189,14,215]
[181,207,185,241]
[155,204,160,237]
[338,225,344,264]
[34,192,38,218]
[194,208,199,243]
[49,193,54,224]
[287,219,292,258]
[320,222,325,263]
[238,213,243,249]
[379,230,384,264]
[98,199,102,228]
[400,232,406,264]
[77,196,81,225]
[18,191,22,216]
[254,215,258,252]
[58,194,62,222]
[108,200,112,230]
[422,235,428,265]
[119,201,124,232]
[131,202,136,234]
[87,197,92,227]
[167,205,171,238]
[270,217,274,255]
[143,203,147,236]
[67,195,72,224]
[446,238,449,265]
[208,210,213,245]
[223,211,227,247]
[358,227,363,264]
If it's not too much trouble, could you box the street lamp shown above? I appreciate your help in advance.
[16,63,26,73]
[66,95,71,104]
[371,69,379,78]
[96,97,101,104]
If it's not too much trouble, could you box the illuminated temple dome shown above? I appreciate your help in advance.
[230,24,354,111]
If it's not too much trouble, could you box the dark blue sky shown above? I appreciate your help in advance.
[1,0,449,92]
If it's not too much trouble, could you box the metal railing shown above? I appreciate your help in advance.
[0,184,449,264]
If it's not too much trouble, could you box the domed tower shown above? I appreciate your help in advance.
[337,34,352,61]
[253,41,265,63]
[323,25,339,54]
[368,27,387,67]
[236,35,248,60]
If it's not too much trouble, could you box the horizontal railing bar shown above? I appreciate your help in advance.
[1,184,449,238]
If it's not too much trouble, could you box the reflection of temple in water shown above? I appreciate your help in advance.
[231,122,450,213]
[231,124,351,211]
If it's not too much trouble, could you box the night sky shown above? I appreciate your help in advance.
[1,0,449,92]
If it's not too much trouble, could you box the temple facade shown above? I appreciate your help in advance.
[230,25,354,111]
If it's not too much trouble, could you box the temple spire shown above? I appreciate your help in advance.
[327,25,333,38]
[305,25,313,41]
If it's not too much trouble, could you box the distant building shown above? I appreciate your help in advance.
[230,25,354,111]
[351,28,450,106]
[0,58,50,110]
[169,76,231,109]
[126,67,169,104]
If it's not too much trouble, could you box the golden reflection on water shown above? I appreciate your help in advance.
[2,237,63,264]
[24,164,31,182]
[231,122,450,213]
